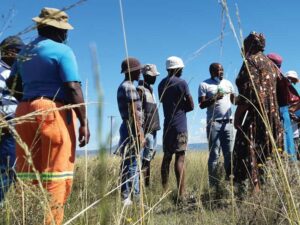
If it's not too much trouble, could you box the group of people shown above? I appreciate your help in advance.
[0,7,89,225]
[116,31,300,206]
[116,56,194,205]
[0,5,299,225]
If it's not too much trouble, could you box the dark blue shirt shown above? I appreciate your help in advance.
[158,75,191,133]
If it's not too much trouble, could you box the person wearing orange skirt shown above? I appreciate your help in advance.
[7,7,90,225]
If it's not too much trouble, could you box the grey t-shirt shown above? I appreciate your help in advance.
[199,78,234,122]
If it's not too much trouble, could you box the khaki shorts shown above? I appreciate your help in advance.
[163,131,188,154]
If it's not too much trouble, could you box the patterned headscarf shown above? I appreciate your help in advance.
[243,31,266,54]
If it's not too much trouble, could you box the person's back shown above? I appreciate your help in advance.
[7,8,90,225]
[158,75,190,133]
[159,56,194,200]
[15,36,79,101]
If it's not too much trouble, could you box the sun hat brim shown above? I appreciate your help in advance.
[33,17,74,30]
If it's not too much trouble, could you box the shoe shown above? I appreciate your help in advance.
[122,197,133,207]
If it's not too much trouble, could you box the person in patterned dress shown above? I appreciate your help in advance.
[233,32,284,192]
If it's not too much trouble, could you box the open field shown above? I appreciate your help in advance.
[2,151,300,225]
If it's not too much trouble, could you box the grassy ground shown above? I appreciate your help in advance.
[1,151,300,225]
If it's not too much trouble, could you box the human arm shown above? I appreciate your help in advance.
[198,93,224,109]
[63,81,90,147]
[184,94,194,112]
[59,48,90,147]
[234,104,249,129]
[198,81,223,109]
[128,100,144,147]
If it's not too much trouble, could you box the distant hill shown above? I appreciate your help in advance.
[76,142,208,157]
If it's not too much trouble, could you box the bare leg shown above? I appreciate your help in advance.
[161,153,172,192]
[142,160,150,187]
[175,152,186,197]
[253,182,260,194]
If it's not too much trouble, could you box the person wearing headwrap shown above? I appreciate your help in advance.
[233,32,284,192]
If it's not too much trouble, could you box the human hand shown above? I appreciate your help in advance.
[215,92,224,100]
[78,123,90,147]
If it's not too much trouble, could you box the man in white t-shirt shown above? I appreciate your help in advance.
[198,63,234,187]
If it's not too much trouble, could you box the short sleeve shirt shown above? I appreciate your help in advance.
[10,36,81,100]
[199,78,234,122]
[117,80,142,125]
[158,76,190,133]
[0,60,18,118]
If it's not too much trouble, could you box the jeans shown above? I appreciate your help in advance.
[141,131,157,161]
[0,133,16,202]
[120,155,139,200]
[207,121,233,186]
[280,106,296,160]
[118,122,140,199]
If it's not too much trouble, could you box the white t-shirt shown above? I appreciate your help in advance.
[199,78,234,122]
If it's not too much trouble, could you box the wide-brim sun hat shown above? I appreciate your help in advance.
[286,70,299,80]
[142,64,160,76]
[32,7,74,30]
[166,56,184,69]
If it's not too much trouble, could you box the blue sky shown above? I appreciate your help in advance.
[2,0,300,150]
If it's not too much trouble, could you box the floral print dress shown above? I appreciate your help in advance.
[233,51,284,185]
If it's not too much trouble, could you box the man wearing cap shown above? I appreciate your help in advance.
[267,53,297,159]
[0,36,24,203]
[199,63,234,187]
[137,64,160,187]
[7,7,90,224]
[117,57,144,206]
[158,56,194,199]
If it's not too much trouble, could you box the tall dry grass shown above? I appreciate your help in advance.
[1,1,300,225]
[2,151,300,224]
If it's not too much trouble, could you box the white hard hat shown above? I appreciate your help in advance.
[166,56,184,69]
[286,70,299,80]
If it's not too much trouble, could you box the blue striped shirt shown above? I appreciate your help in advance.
[0,60,18,118]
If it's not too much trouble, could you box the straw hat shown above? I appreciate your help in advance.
[32,7,74,30]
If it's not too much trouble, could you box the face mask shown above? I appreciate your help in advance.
[144,75,156,85]
[213,77,220,83]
